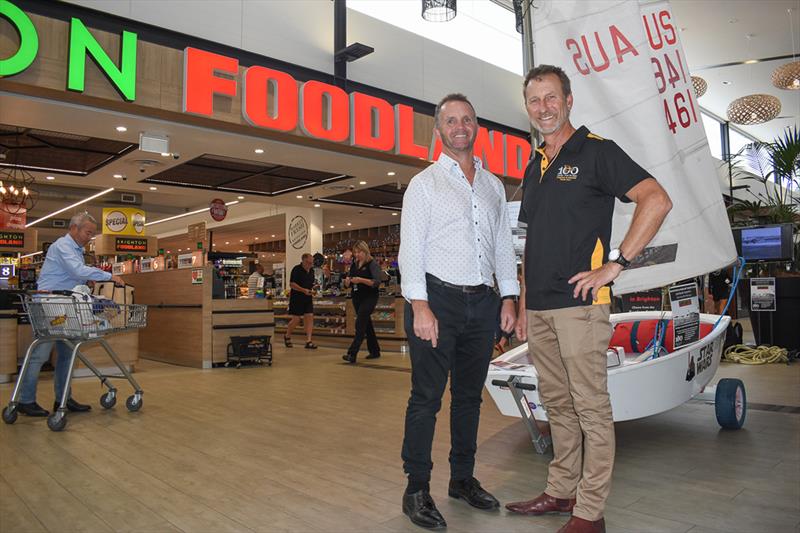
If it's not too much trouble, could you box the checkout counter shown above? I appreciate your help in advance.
[121,265,273,368]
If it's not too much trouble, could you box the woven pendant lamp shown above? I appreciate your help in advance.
[726,94,782,125]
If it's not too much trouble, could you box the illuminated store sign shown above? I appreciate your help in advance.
[114,237,148,253]
[0,0,530,178]
[0,230,24,248]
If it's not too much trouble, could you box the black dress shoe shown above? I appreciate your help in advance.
[402,489,447,530]
[365,353,381,359]
[342,354,356,363]
[18,402,49,417]
[54,398,92,412]
[448,477,499,510]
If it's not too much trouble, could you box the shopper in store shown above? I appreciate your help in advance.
[247,263,265,298]
[284,253,318,349]
[505,65,672,533]
[342,240,382,363]
[398,93,519,530]
[15,212,125,417]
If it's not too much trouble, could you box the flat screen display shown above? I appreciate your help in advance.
[733,223,795,262]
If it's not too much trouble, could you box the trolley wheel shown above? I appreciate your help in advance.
[100,391,117,409]
[715,378,747,429]
[47,412,67,432]
[2,405,18,424]
[126,394,143,412]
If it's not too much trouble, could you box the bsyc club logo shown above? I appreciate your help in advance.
[105,210,128,232]
[556,164,579,181]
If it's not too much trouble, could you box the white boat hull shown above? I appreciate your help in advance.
[486,312,730,422]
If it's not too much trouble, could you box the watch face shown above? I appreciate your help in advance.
[609,249,620,261]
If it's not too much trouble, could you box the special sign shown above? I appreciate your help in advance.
[288,216,308,249]
[102,208,146,236]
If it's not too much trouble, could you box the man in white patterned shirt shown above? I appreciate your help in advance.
[398,93,520,530]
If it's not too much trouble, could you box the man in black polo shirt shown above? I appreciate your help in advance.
[505,65,672,533]
[284,253,318,349]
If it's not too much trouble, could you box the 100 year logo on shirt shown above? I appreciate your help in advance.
[556,165,580,182]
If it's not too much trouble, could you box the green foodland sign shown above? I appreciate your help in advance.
[0,0,138,100]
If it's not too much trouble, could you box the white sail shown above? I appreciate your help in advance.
[530,0,737,294]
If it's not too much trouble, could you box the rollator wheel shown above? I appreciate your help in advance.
[2,405,18,424]
[126,394,143,412]
[47,412,67,432]
[100,392,117,409]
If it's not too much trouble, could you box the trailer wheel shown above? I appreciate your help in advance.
[47,412,67,432]
[715,378,746,429]
[2,405,17,424]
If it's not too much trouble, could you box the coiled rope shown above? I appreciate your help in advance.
[723,344,789,365]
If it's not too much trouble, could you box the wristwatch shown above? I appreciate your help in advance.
[608,248,631,269]
[501,295,519,302]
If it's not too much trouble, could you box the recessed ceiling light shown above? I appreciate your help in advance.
[722,80,731,85]
[149,186,157,191]
[679,27,687,32]
[45,175,55,180]
[271,234,275,237]
[167,250,171,253]
[359,181,367,185]
[387,171,396,176]
[744,59,758,64]
[330,225,335,228]
[225,241,230,244]
[728,18,738,24]
[178,248,182,252]
[238,250,243,253]
[272,253,275,256]
[254,237,259,240]
[239,239,243,242]
[296,195,303,199]
[115,126,127,132]
[254,148,264,154]
[347,222,352,226]
[392,212,398,216]
[237,195,244,200]
[160,152,171,157]
[113,173,123,179]
[314,203,320,207]
[213,243,216,246]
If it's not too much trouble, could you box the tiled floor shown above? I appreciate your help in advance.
[1,341,798,532]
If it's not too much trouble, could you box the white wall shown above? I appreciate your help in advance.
[63,0,528,130]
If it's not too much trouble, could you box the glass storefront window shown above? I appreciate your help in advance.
[730,128,771,179]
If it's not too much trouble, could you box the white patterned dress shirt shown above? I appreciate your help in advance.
[399,153,520,302]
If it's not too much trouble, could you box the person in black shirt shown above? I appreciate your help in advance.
[285,253,318,349]
[506,65,672,533]
[342,241,382,363]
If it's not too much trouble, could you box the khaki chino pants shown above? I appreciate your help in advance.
[527,304,614,521]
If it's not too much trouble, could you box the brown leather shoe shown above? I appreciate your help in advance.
[505,492,575,515]
[556,516,606,533]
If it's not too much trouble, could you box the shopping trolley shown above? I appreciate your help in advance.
[2,290,147,432]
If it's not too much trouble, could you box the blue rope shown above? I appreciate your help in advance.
[713,256,745,330]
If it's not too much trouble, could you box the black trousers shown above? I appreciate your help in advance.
[401,280,499,483]
[347,294,381,357]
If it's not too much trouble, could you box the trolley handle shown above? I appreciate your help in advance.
[491,379,536,391]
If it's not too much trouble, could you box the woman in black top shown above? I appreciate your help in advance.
[342,241,382,363]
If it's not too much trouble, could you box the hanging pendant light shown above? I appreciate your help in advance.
[773,8,800,90]
[772,60,800,90]
[726,94,782,125]
[422,0,456,22]
[691,75,708,98]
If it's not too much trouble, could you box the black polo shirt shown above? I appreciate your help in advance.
[519,126,650,311]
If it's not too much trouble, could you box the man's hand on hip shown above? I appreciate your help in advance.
[411,300,439,348]
[500,299,516,333]
[568,262,623,302]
